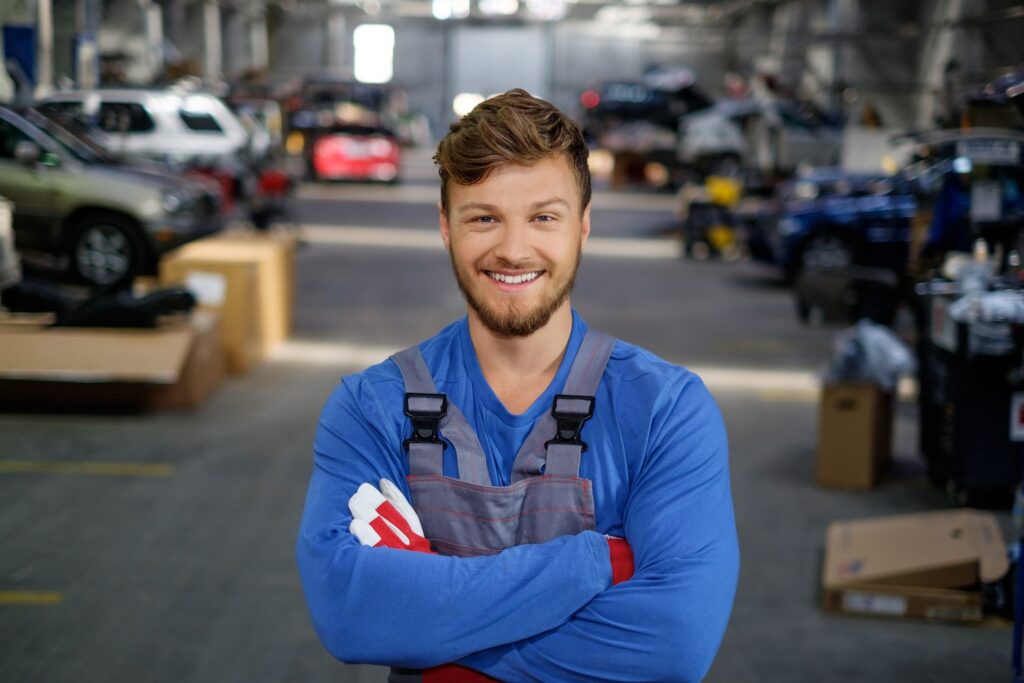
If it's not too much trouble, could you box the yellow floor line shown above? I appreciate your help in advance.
[0,591,63,605]
[0,461,175,478]
[756,388,821,402]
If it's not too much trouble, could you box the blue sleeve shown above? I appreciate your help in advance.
[295,374,614,669]
[457,377,740,682]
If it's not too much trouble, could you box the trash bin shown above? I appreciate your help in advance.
[917,286,1024,504]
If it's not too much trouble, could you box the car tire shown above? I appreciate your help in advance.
[798,232,854,272]
[68,213,146,287]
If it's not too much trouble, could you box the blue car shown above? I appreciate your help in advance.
[749,167,917,280]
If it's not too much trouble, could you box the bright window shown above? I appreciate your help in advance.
[353,24,395,85]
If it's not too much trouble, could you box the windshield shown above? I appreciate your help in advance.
[26,109,118,164]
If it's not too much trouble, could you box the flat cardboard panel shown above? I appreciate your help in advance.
[816,382,892,489]
[824,509,1008,588]
[0,324,193,383]
[821,509,1008,623]
[148,311,224,410]
[0,312,223,412]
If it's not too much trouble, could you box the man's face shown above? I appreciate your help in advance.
[440,155,591,337]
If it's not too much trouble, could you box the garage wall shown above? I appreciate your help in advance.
[268,5,329,81]
[390,19,446,140]
[262,0,1023,136]
[450,25,551,101]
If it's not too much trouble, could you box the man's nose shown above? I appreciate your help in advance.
[492,222,532,265]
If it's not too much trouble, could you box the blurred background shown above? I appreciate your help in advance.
[1,1,1024,681]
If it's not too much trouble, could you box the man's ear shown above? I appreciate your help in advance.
[438,202,451,251]
[580,203,592,249]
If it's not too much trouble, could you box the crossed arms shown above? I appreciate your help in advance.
[296,374,739,683]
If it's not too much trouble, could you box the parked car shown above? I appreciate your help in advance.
[678,99,841,175]
[37,88,253,161]
[580,76,713,188]
[754,167,916,280]
[580,79,712,140]
[311,123,400,182]
[284,77,392,179]
[0,106,223,286]
[37,88,259,210]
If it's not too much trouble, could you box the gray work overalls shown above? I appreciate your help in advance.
[387,329,616,682]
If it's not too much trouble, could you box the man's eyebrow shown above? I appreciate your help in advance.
[456,198,571,215]
[457,202,499,215]
[530,198,571,211]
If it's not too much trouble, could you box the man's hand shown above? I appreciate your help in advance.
[349,479,635,586]
[348,479,433,553]
[348,481,498,681]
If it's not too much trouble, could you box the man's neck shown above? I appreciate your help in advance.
[467,303,574,414]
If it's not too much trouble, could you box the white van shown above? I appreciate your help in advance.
[37,89,256,164]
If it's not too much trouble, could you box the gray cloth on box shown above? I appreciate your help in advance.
[826,319,914,393]
[949,291,1024,356]
[949,290,1024,325]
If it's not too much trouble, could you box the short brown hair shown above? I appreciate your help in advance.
[434,88,591,216]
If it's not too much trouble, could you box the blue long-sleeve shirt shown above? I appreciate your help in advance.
[296,312,739,682]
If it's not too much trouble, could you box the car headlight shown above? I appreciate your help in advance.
[776,217,801,237]
[162,191,186,213]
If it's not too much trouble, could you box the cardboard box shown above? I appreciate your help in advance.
[822,509,1009,622]
[159,233,295,373]
[816,382,893,489]
[215,230,297,343]
[160,247,261,373]
[0,311,223,412]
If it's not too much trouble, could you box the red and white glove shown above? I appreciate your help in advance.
[348,479,433,554]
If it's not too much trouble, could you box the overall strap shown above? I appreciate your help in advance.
[510,330,616,482]
[391,346,491,486]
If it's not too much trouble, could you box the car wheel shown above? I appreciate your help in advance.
[800,233,853,272]
[69,215,144,287]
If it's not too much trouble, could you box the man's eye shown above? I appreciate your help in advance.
[472,216,496,224]
[534,214,556,222]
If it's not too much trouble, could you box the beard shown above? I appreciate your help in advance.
[449,244,582,338]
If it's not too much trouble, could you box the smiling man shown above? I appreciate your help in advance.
[297,89,739,682]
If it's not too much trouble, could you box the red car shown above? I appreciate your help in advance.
[312,124,400,182]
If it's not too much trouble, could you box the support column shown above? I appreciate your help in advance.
[138,0,163,84]
[35,0,53,97]
[916,0,967,128]
[249,6,268,73]
[203,0,222,84]
[325,9,346,72]
[772,0,811,95]
[73,0,101,88]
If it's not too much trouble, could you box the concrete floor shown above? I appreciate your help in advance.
[0,154,1014,681]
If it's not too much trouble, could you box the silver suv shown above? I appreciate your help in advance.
[0,106,222,286]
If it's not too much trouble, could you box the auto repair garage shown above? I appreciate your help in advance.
[1,1,1024,681]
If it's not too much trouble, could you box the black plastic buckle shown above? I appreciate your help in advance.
[545,394,595,453]
[403,393,447,450]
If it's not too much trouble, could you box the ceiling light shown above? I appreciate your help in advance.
[453,92,485,117]
[479,0,519,16]
[526,0,566,20]
[432,0,452,19]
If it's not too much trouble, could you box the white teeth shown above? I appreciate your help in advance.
[488,271,540,285]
